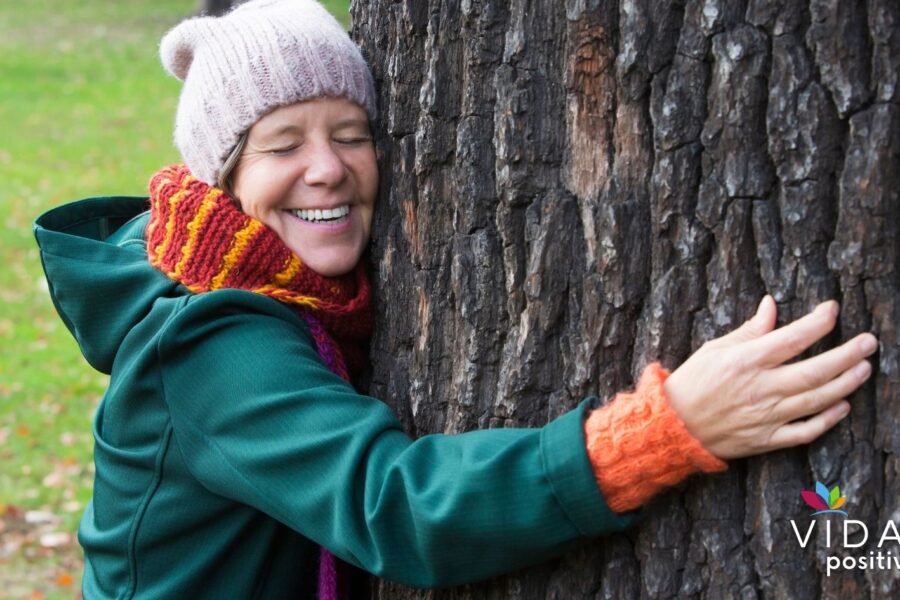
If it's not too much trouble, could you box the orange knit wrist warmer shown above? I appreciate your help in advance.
[583,363,727,513]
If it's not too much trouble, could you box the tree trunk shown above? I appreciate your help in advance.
[353,0,899,598]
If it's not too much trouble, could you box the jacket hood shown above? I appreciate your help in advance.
[34,197,182,374]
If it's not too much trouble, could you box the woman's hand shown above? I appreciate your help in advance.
[664,295,878,460]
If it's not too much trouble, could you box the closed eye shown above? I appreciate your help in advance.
[269,144,300,156]
[335,137,373,146]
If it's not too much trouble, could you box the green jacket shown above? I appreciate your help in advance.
[34,196,637,598]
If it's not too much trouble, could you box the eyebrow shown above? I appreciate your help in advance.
[332,118,371,130]
[264,118,371,138]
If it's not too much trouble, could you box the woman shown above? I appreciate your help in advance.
[33,0,878,597]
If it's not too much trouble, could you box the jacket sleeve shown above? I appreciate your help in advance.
[156,291,638,588]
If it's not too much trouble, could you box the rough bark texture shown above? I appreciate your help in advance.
[351,0,899,598]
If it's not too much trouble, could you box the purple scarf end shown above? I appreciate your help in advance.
[319,546,353,600]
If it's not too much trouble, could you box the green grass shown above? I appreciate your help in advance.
[0,1,350,597]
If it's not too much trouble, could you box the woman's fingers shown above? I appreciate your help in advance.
[767,400,851,450]
[710,295,777,348]
[773,359,871,422]
[765,332,878,397]
[744,300,839,368]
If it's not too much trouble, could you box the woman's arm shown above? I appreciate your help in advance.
[156,291,636,588]
[582,295,876,512]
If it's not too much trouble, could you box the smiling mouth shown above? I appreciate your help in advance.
[287,205,350,223]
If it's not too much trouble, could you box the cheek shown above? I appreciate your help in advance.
[232,169,255,213]
[233,167,287,218]
[357,154,379,202]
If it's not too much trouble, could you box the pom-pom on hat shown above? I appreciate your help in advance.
[160,0,377,186]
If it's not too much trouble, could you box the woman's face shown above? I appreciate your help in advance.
[232,97,378,277]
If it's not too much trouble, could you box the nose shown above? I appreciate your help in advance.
[303,140,347,187]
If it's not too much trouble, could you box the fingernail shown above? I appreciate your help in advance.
[853,361,871,381]
[840,402,851,417]
[859,335,878,355]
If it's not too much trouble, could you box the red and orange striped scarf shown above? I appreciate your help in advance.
[146,163,373,381]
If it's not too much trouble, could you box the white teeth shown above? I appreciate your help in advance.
[291,205,350,222]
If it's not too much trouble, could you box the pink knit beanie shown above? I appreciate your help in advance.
[160,0,377,186]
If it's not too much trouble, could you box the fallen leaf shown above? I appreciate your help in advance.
[26,592,45,600]
[40,531,71,547]
[16,424,30,436]
[43,470,64,488]
[57,572,74,586]
[25,510,58,525]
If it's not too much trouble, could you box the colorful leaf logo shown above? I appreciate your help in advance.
[801,481,848,516]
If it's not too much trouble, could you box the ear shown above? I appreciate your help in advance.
[159,17,213,81]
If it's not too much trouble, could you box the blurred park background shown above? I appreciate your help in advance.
[0,1,349,597]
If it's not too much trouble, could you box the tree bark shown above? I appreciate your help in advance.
[353,0,900,598]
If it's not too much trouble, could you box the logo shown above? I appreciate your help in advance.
[790,480,900,577]
[800,481,847,517]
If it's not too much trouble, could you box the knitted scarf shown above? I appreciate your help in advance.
[146,163,369,599]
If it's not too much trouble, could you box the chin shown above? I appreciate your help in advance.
[302,255,360,278]
[311,264,356,277]
[290,242,364,278]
